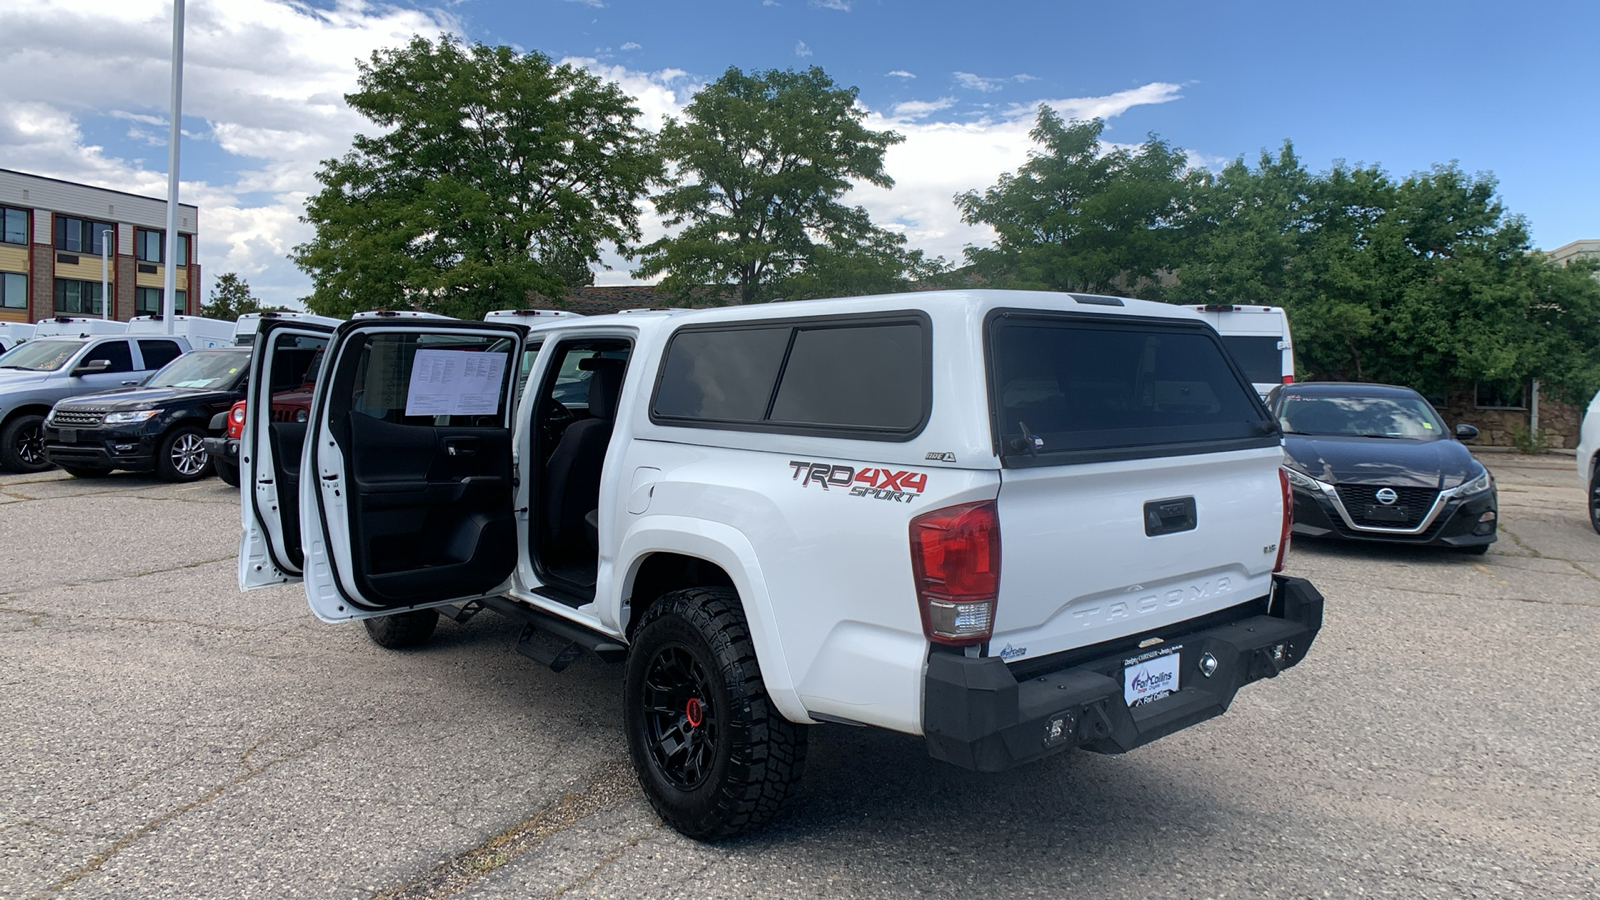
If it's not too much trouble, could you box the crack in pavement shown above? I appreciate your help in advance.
[546,829,662,900]
[371,759,638,900]
[2,554,238,600]
[34,726,339,899]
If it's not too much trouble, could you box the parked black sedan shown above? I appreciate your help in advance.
[1269,382,1497,554]
[43,346,251,482]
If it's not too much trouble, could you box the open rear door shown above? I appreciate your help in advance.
[239,319,335,590]
[298,319,526,622]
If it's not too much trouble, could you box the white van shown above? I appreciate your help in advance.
[0,322,34,355]
[127,314,236,349]
[1190,304,1294,401]
[233,311,344,346]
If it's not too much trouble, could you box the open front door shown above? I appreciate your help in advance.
[239,319,334,590]
[298,319,525,622]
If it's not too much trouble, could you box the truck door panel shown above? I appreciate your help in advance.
[343,413,515,604]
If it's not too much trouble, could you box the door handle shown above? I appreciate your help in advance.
[445,439,478,457]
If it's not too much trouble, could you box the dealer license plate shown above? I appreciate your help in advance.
[1363,505,1409,522]
[58,429,77,443]
[1123,644,1182,707]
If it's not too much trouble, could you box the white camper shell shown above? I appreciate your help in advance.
[33,317,130,338]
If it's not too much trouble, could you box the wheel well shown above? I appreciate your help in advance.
[1,405,53,429]
[626,552,735,639]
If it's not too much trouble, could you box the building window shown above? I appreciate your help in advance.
[54,217,114,255]
[135,287,187,316]
[1,272,27,309]
[1,207,27,245]
[134,229,189,265]
[54,279,105,315]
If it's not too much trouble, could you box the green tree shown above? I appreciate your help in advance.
[292,35,659,319]
[635,66,929,304]
[955,111,1199,295]
[200,272,273,321]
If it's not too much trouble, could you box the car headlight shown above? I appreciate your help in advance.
[1282,465,1327,492]
[1455,467,1493,497]
[104,409,160,424]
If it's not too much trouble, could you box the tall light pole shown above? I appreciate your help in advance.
[161,0,185,335]
[101,230,111,321]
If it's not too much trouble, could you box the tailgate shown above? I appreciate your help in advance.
[989,446,1283,663]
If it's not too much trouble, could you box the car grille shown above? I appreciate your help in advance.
[1335,485,1439,529]
[52,408,107,426]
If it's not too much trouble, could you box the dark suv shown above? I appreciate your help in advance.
[43,346,252,481]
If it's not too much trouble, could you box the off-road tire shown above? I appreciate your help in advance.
[155,426,211,482]
[1590,462,1600,536]
[214,458,240,488]
[623,587,808,841]
[0,414,51,473]
[61,465,112,479]
[362,609,440,649]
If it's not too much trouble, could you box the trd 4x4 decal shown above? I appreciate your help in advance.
[788,460,928,504]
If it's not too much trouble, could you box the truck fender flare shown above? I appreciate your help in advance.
[616,515,811,725]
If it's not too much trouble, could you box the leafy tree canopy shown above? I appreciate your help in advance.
[956,111,1199,295]
[634,66,939,304]
[292,35,658,319]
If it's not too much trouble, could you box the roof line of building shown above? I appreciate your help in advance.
[0,168,199,213]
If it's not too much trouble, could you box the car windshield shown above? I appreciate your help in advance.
[148,351,248,390]
[0,339,83,372]
[1278,393,1447,439]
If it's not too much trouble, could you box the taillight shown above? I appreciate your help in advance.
[1274,468,1293,573]
[1282,374,1295,384]
[910,501,1001,646]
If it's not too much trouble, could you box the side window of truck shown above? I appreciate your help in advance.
[82,339,134,373]
[650,316,930,439]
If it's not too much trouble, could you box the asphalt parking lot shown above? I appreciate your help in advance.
[2,454,1597,899]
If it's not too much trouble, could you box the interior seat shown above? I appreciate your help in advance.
[542,357,625,560]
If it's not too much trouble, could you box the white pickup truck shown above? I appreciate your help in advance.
[238,290,1324,840]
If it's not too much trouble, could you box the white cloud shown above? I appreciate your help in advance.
[795,40,813,58]
[889,97,957,120]
[0,0,465,306]
[810,0,852,9]
[1002,82,1183,121]
[564,0,606,7]
[953,72,1003,92]
[886,69,916,79]
[621,42,641,51]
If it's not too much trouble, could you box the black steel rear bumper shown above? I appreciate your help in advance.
[923,575,1324,772]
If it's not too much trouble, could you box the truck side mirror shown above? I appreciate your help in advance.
[71,358,112,377]
[1455,423,1480,441]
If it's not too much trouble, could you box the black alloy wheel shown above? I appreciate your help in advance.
[641,644,720,791]
[0,414,51,473]
[623,588,807,841]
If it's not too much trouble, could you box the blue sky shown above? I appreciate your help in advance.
[4,0,1595,308]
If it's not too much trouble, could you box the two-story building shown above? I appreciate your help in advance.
[0,168,200,326]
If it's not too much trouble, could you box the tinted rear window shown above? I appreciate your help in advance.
[988,313,1272,464]
[652,317,929,439]
[1221,335,1284,385]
